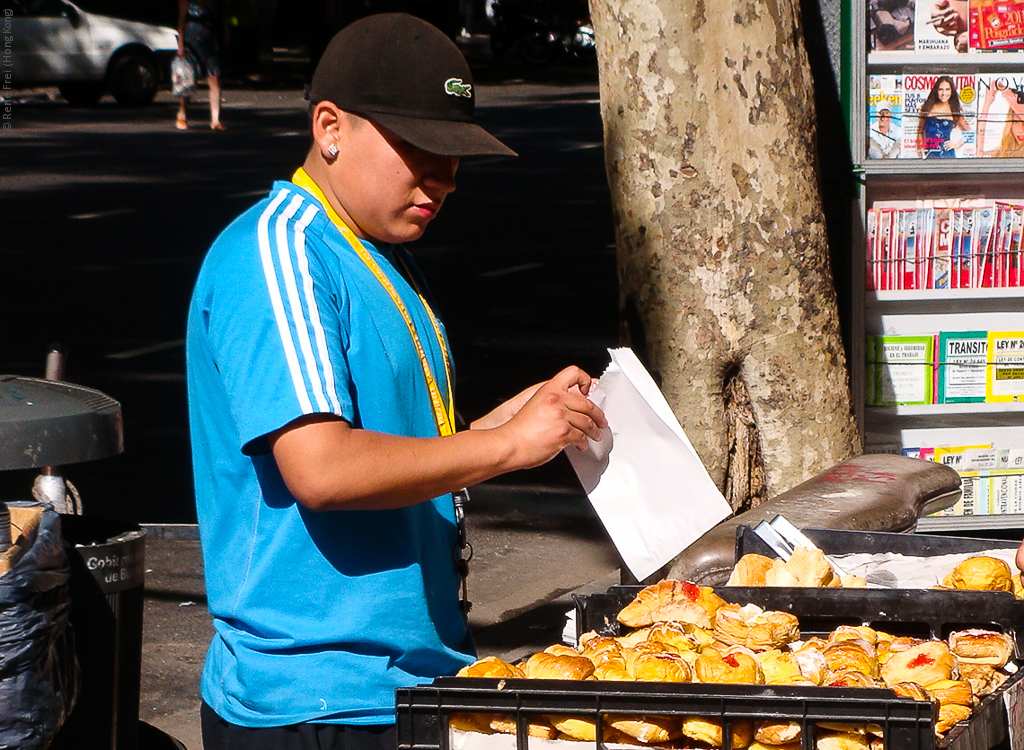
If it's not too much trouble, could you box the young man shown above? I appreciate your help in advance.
[186,13,606,750]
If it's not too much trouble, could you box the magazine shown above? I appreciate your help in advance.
[868,75,904,158]
[902,73,978,157]
[916,0,970,52]
[870,0,916,50]
[970,0,1024,49]
[977,72,1024,156]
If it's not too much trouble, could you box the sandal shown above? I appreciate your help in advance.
[175,116,188,131]
[210,122,227,131]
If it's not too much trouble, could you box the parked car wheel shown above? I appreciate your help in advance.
[109,54,159,106]
[57,81,105,106]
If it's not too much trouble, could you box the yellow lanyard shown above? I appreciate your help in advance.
[291,168,455,437]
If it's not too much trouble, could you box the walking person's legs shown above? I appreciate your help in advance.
[209,75,226,130]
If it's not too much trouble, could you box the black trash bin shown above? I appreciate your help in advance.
[50,515,146,750]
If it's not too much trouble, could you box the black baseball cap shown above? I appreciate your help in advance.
[309,13,516,158]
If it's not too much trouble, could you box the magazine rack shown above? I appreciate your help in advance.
[853,0,1024,532]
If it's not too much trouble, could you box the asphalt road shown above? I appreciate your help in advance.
[0,64,618,524]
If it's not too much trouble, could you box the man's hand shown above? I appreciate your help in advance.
[479,366,607,470]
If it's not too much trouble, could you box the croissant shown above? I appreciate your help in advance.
[617,579,725,629]
[487,715,559,738]
[592,660,633,681]
[942,556,1014,592]
[948,628,1014,668]
[543,643,581,657]
[830,625,879,646]
[522,651,595,680]
[890,681,932,701]
[580,635,624,664]
[880,641,955,688]
[757,649,805,685]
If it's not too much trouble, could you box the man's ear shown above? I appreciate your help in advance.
[311,102,344,159]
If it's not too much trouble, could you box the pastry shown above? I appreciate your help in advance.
[749,743,801,750]
[487,715,559,738]
[823,639,878,679]
[815,730,870,750]
[592,659,633,681]
[608,714,682,743]
[622,641,674,674]
[647,619,712,651]
[754,718,801,744]
[547,715,600,741]
[757,649,805,685]
[924,678,974,708]
[957,662,1008,697]
[890,681,932,701]
[830,625,879,646]
[580,636,624,664]
[941,555,1014,592]
[880,641,955,687]
[791,642,828,685]
[782,546,838,587]
[826,670,877,688]
[617,579,725,629]
[456,655,524,678]
[727,553,775,586]
[628,651,694,682]
[935,703,972,734]
[713,603,800,651]
[948,629,1014,668]
[522,651,595,680]
[543,643,581,657]
[695,647,764,685]
[680,716,754,748]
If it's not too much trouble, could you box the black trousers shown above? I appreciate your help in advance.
[201,702,397,750]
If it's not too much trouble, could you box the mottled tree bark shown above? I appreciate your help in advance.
[589,0,862,519]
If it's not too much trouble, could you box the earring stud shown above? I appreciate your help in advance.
[326,143,339,157]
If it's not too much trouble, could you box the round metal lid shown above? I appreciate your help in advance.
[0,376,123,471]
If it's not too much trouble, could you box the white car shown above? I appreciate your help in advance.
[5,0,179,105]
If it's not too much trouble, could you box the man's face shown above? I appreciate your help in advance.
[329,113,459,244]
[878,110,891,133]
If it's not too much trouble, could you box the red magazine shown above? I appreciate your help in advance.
[971,0,1024,50]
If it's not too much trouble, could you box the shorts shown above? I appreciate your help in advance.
[201,702,397,750]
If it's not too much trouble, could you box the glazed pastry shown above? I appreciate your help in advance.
[764,558,802,587]
[615,626,654,649]
[580,636,624,664]
[826,670,877,688]
[830,625,879,646]
[456,655,524,678]
[924,678,974,708]
[713,603,800,651]
[816,723,883,737]
[547,715,599,741]
[754,718,801,745]
[680,716,754,748]
[880,641,955,687]
[647,619,712,651]
[823,639,879,679]
[757,649,805,685]
[948,629,1014,668]
[935,703,972,734]
[543,643,581,657]
[839,574,868,587]
[622,641,674,674]
[617,579,725,629]
[791,642,828,685]
[749,743,801,750]
[695,647,764,685]
[941,556,1014,592]
[522,651,595,680]
[608,714,682,743]
[449,713,495,734]
[628,651,694,682]
[727,553,775,586]
[592,659,633,681]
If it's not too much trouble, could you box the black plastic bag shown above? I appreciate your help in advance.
[0,503,78,750]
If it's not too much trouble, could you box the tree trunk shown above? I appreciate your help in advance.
[589,0,862,516]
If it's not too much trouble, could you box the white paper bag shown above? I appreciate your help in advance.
[566,347,732,581]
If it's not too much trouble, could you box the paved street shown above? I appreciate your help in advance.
[2,65,623,749]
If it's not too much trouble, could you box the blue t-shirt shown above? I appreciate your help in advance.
[186,180,474,728]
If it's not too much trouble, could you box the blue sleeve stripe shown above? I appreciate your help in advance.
[256,188,341,416]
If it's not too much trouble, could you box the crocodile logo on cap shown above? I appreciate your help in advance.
[445,78,472,98]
